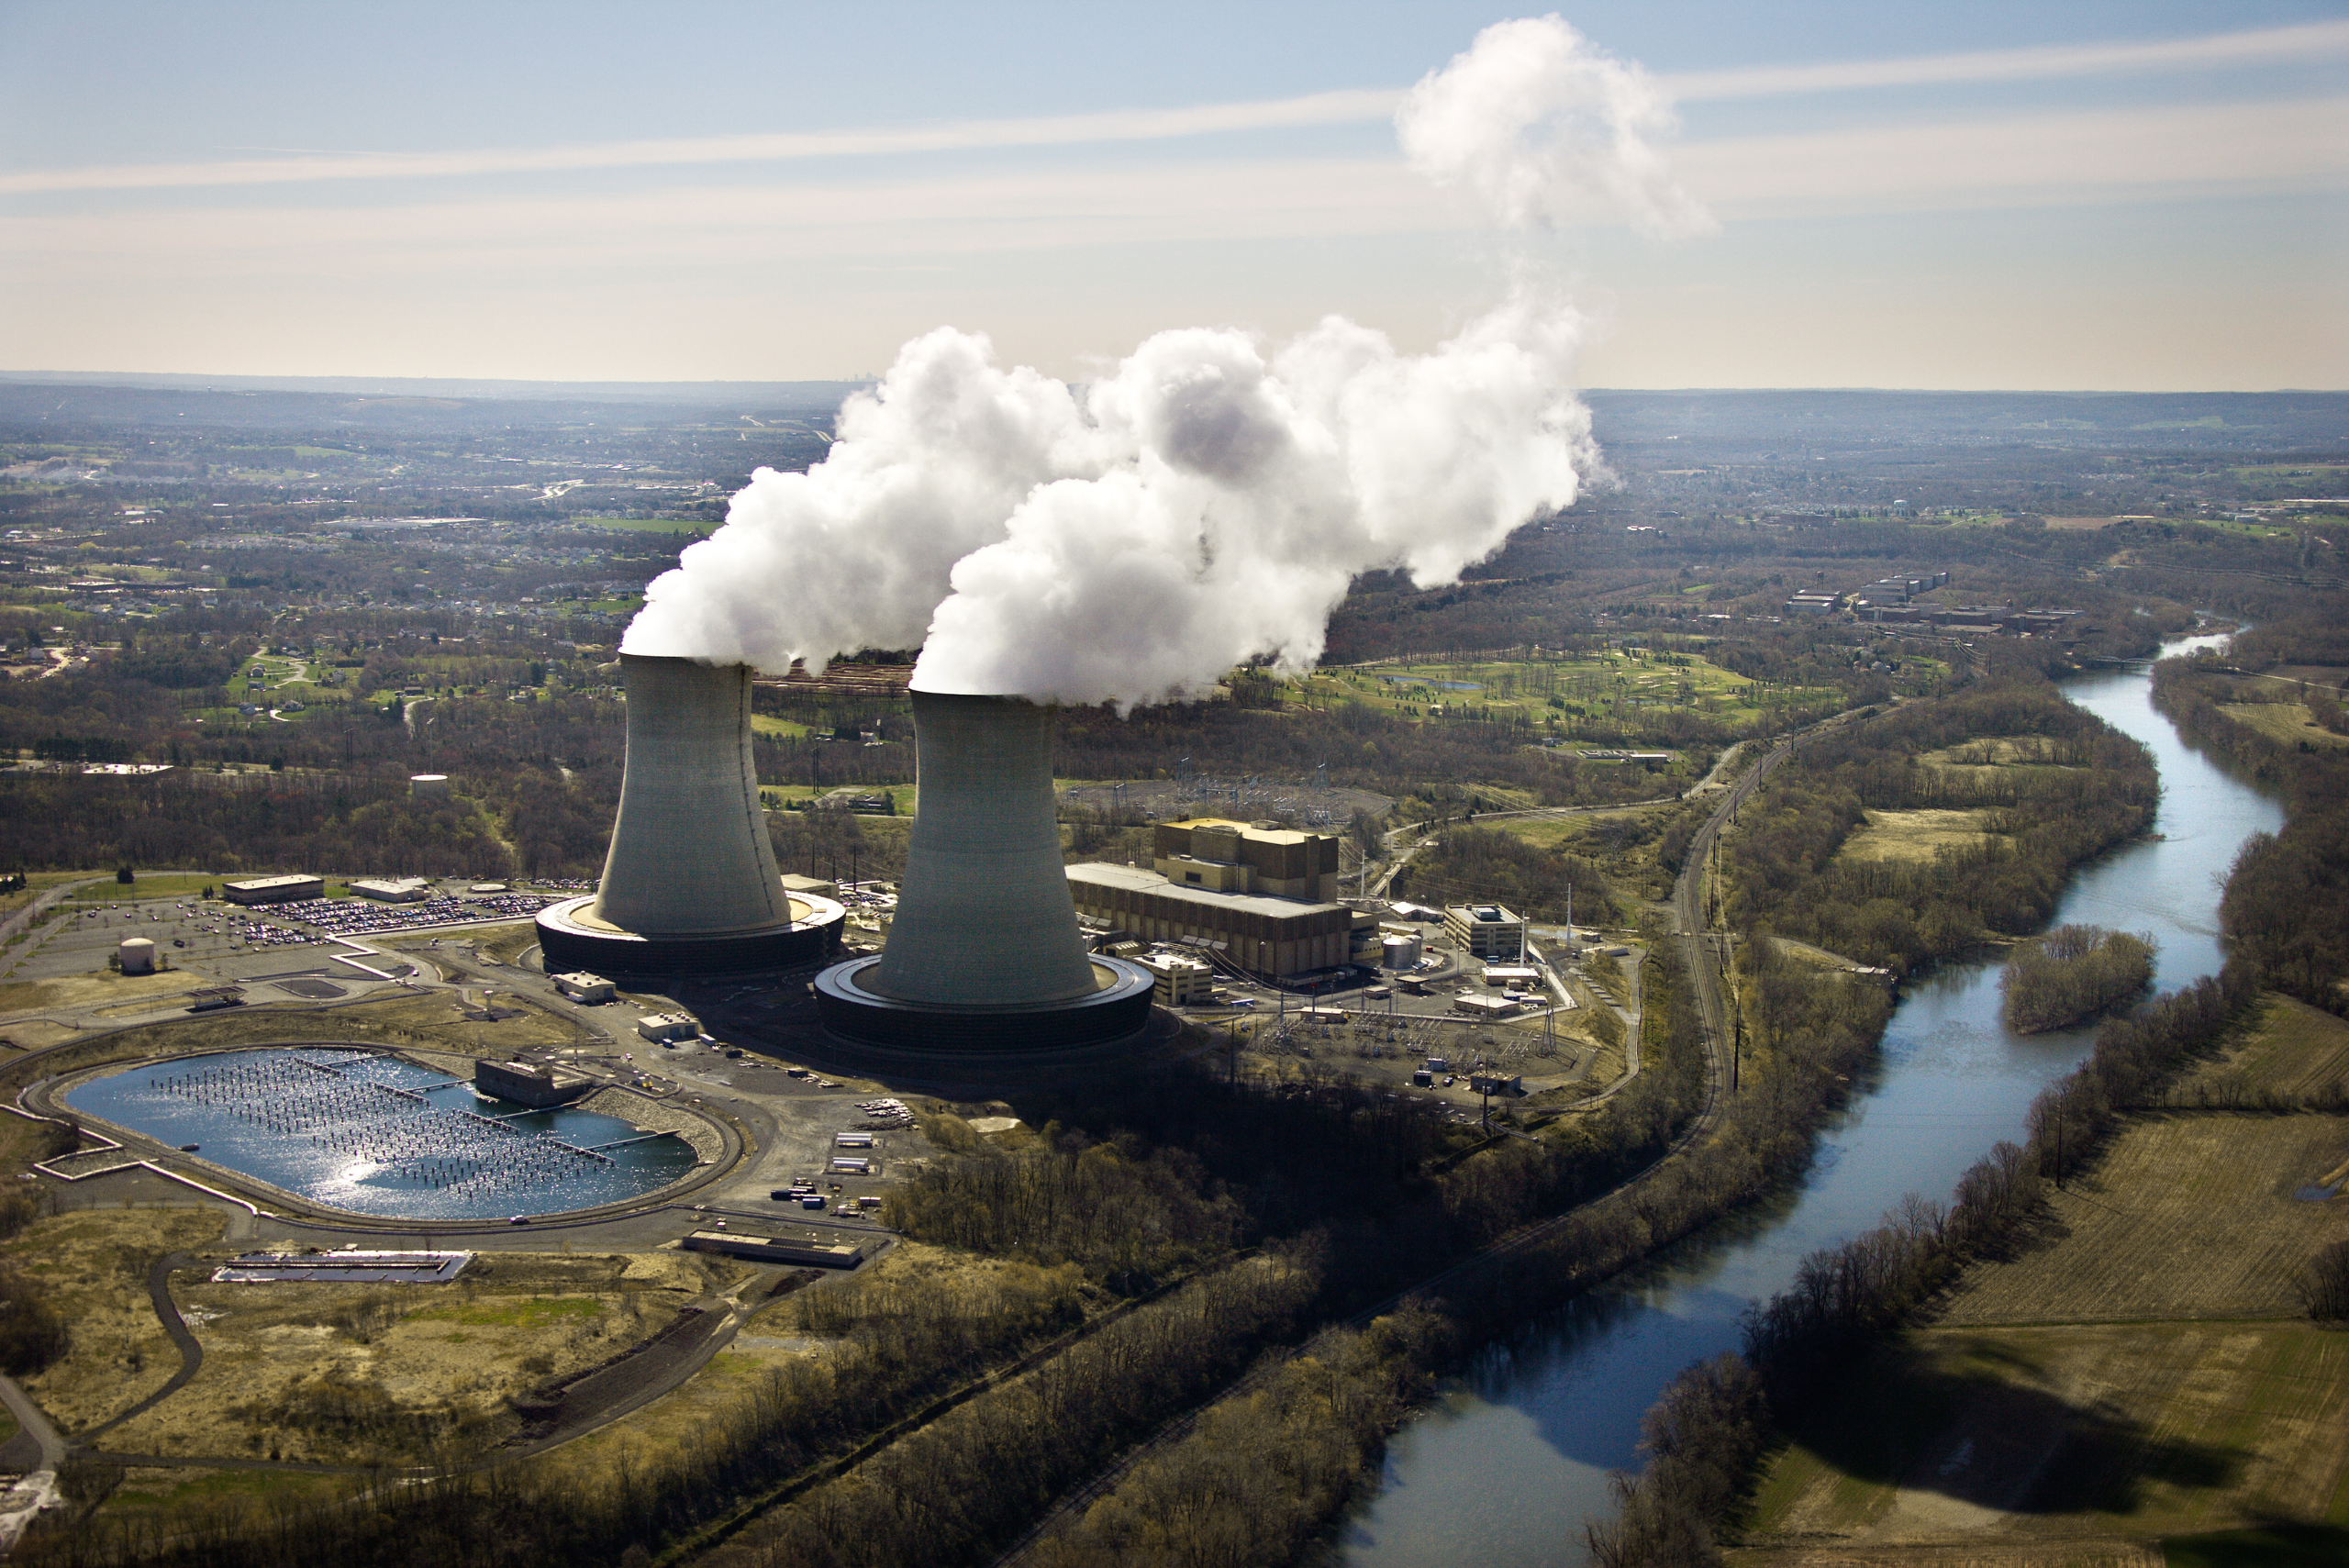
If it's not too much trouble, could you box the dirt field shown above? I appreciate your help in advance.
[1734,1109,2349,1566]
[89,1245,725,1466]
[0,971,209,1019]
[1834,808,2005,865]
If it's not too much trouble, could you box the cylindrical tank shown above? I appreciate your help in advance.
[409,773,451,797]
[866,692,1100,1006]
[1383,933,1422,969]
[118,937,156,974]
[592,655,788,936]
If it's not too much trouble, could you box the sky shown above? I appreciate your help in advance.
[1,1,2343,391]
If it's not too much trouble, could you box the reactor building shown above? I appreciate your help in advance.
[813,691,1153,1052]
[535,654,845,977]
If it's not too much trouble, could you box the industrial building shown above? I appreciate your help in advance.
[473,1058,592,1108]
[1065,862,1365,979]
[223,874,325,906]
[1445,904,1527,962]
[814,692,1152,1053]
[1149,817,1341,901]
[1135,951,1213,1006]
[535,655,846,976]
[350,877,430,903]
[636,1012,700,1044]
[682,1231,864,1268]
[551,972,616,1004]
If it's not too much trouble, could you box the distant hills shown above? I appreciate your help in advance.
[1,373,2339,451]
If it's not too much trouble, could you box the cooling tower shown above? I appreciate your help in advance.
[815,691,1152,1052]
[536,654,843,977]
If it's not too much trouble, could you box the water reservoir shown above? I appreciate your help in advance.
[64,1047,698,1220]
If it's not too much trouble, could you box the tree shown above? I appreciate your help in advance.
[115,863,135,884]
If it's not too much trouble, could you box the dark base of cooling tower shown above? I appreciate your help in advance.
[536,895,846,979]
[812,954,1154,1053]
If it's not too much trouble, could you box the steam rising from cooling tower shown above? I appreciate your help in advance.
[620,16,1709,710]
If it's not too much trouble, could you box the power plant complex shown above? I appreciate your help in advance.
[538,662,1153,1055]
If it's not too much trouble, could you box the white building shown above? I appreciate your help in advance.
[351,877,430,903]
[551,972,615,1004]
[1445,903,1527,962]
[1136,951,1213,1006]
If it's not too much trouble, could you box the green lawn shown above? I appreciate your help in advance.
[65,873,228,902]
[571,517,715,536]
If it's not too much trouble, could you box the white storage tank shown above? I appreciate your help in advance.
[409,773,451,798]
[1382,933,1422,969]
[117,937,157,974]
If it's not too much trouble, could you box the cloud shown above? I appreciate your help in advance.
[0,89,1404,197]
[2,20,2341,199]
[1396,14,1713,239]
[1667,18,2349,101]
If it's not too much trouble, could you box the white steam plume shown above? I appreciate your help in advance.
[623,16,1707,707]
[622,327,1098,675]
[1397,14,1715,239]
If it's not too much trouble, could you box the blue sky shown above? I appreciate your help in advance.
[2,1,2343,388]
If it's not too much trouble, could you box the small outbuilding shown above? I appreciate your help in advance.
[551,972,616,1004]
[636,1012,701,1044]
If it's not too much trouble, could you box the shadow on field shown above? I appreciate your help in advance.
[1785,1356,2237,1520]
[2160,1521,2349,1568]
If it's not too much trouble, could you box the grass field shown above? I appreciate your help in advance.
[1834,807,2004,864]
[567,517,714,536]
[94,1466,345,1524]
[1287,650,1833,739]
[1738,1322,2349,1560]
[2173,995,2349,1106]
[1937,1114,2346,1325]
[1733,1109,2349,1566]
[63,873,220,903]
[2218,704,2349,749]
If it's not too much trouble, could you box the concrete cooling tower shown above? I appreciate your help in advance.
[537,654,844,977]
[815,692,1152,1051]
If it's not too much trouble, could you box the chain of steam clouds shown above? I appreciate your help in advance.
[619,16,1710,710]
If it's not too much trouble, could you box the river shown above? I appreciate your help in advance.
[1331,631,2283,1567]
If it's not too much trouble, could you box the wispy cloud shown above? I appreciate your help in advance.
[6,99,2340,274]
[0,90,1403,196]
[2,22,2342,198]
[1668,18,2349,100]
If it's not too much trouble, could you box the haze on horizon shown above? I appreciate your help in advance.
[2,0,2343,393]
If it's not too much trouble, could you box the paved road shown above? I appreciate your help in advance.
[0,1375,67,1551]
[1669,729,1806,1114]
[0,877,106,949]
